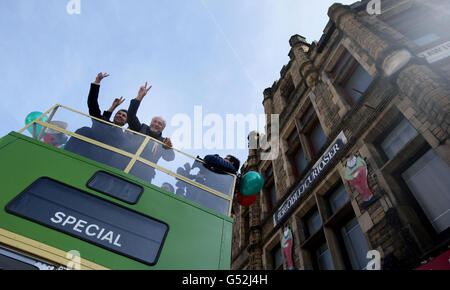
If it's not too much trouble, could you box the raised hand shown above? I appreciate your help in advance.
[136,82,152,101]
[95,72,110,84]
[111,96,125,109]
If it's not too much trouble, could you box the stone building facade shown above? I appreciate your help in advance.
[231,0,450,270]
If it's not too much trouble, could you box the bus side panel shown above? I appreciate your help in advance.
[0,133,16,150]
[219,219,233,270]
[0,133,232,269]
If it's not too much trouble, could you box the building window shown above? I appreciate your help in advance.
[298,103,329,159]
[291,147,308,180]
[380,118,418,160]
[316,242,334,270]
[287,126,309,180]
[375,113,450,235]
[305,209,322,237]
[301,104,315,124]
[271,244,283,270]
[341,216,370,270]
[263,164,276,213]
[328,183,350,215]
[266,184,277,212]
[332,49,374,105]
[331,50,352,78]
[401,149,450,233]
[288,129,299,146]
[341,63,374,104]
[306,120,327,157]
[384,6,447,47]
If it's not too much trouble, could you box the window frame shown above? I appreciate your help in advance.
[290,145,308,181]
[305,119,327,157]
[330,48,374,106]
[266,182,277,213]
[263,165,276,213]
[396,146,450,235]
[286,127,308,181]
[315,241,335,270]
[339,216,371,270]
[369,108,449,247]
[326,182,350,217]
[375,116,419,164]
[271,244,284,270]
[303,208,323,239]
[382,5,449,50]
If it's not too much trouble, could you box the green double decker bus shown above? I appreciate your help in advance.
[0,105,236,270]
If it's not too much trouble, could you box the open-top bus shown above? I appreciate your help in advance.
[0,104,236,270]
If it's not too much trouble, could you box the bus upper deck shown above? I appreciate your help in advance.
[0,105,236,270]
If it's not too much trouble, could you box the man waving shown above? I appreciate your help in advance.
[88,72,127,127]
[127,82,175,183]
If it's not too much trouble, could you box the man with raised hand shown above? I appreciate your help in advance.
[65,72,130,170]
[127,82,175,183]
[88,72,127,127]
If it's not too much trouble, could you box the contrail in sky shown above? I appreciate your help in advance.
[199,0,261,96]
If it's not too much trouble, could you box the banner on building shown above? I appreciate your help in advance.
[273,131,347,227]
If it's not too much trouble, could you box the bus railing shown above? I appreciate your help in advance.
[18,104,236,216]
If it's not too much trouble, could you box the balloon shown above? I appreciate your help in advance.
[240,171,264,196]
[236,191,257,207]
[25,111,48,136]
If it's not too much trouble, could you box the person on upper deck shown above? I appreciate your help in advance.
[198,154,240,194]
[176,154,240,198]
[203,154,240,175]
[88,72,128,127]
[64,73,130,170]
[126,82,175,182]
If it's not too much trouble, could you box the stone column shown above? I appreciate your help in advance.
[245,132,263,270]
[395,64,450,160]
[328,3,391,64]
[289,34,319,88]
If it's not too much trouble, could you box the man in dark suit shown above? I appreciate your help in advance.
[127,82,175,183]
[87,72,127,127]
[65,73,130,170]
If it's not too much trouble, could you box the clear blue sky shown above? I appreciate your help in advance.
[0,0,356,169]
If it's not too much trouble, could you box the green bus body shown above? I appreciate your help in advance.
[0,132,233,270]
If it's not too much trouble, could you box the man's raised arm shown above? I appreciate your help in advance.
[127,82,152,132]
[87,72,109,118]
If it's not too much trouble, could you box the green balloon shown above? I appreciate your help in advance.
[25,111,48,136]
[240,171,264,196]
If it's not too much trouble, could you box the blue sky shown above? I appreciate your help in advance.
[0,0,356,169]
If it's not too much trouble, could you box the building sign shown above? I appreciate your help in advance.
[418,41,450,64]
[273,131,347,227]
[6,177,169,266]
